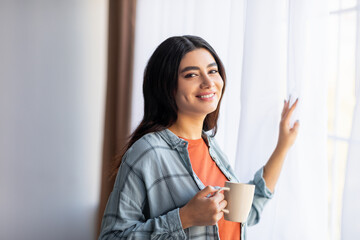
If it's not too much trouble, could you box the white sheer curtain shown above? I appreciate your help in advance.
[235,0,329,239]
[132,0,329,239]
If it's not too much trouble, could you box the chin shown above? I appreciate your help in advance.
[202,106,218,115]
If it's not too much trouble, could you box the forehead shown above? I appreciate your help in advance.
[179,48,216,69]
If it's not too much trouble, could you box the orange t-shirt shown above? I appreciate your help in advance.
[182,137,240,240]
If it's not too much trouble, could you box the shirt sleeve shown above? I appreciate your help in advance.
[98,153,187,239]
[246,166,274,226]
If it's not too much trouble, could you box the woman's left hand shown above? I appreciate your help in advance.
[276,98,300,152]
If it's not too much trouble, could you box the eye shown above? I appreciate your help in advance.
[209,69,218,74]
[184,73,197,78]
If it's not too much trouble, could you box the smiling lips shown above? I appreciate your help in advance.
[196,92,216,100]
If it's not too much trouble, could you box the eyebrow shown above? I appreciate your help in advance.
[179,62,218,73]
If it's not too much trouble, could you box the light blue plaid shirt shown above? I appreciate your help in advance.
[99,129,273,239]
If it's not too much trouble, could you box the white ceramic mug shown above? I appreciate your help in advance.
[219,182,255,222]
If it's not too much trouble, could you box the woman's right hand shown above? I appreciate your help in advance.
[179,186,227,229]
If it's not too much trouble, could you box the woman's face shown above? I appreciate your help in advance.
[175,48,224,119]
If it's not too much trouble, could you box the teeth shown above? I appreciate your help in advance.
[199,93,215,98]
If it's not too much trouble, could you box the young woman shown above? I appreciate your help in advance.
[98,35,299,240]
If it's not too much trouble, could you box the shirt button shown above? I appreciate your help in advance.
[228,176,232,180]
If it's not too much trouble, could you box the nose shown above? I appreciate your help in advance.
[200,74,215,89]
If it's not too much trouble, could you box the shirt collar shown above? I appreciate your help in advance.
[157,129,186,149]
[157,128,212,149]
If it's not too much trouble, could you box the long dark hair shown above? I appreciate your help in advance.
[112,35,226,178]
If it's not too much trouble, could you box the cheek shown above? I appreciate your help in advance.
[175,89,190,106]
[216,79,224,100]
[220,80,224,89]
[216,78,224,92]
[177,82,194,98]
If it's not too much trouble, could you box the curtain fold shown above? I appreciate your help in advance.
[97,0,137,235]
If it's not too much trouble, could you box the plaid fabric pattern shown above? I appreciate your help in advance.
[99,129,273,240]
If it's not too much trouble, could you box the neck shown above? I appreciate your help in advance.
[168,113,205,139]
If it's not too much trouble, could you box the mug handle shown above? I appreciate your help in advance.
[217,187,230,214]
[222,209,230,214]
[216,187,230,193]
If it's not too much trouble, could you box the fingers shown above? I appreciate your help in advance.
[215,200,227,221]
[281,100,287,118]
[215,211,224,221]
[218,199,227,210]
[207,189,226,207]
[281,99,290,118]
[199,185,221,199]
[215,192,225,201]
[281,97,291,119]
[283,98,298,122]
[185,186,229,227]
[291,120,300,132]
[208,190,226,212]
